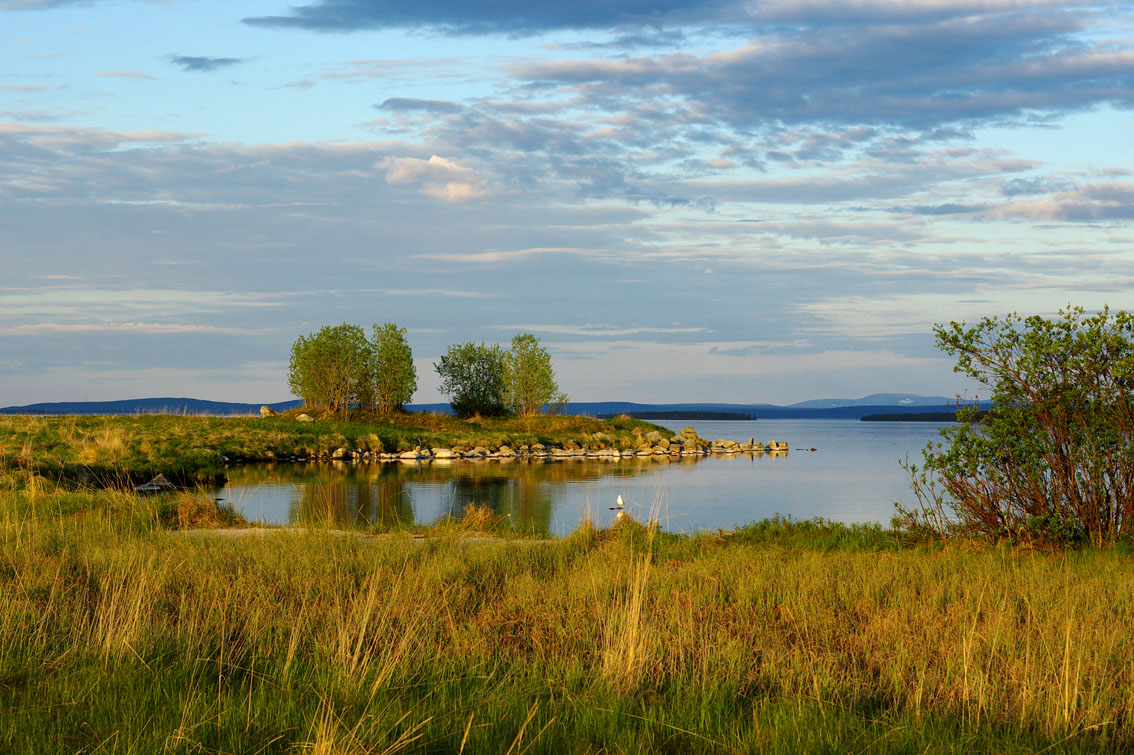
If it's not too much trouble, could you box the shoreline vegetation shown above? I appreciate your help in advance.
[2,476,1133,751]
[3,407,1133,751]
[861,411,959,422]
[0,411,786,489]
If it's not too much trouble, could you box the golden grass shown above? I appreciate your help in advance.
[2,481,1134,751]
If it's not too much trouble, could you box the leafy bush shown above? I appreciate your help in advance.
[434,342,507,417]
[901,306,1134,546]
[370,322,416,414]
[503,332,567,416]
[288,323,371,417]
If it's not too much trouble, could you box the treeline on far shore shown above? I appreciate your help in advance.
[597,410,757,421]
[861,409,993,422]
[861,411,959,422]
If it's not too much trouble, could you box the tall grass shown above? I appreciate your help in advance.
[2,481,1133,752]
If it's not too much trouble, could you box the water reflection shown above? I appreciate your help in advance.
[292,465,413,527]
[222,457,668,533]
[219,420,953,535]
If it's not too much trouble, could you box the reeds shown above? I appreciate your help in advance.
[2,484,1133,752]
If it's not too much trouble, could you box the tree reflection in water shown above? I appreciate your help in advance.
[221,458,664,534]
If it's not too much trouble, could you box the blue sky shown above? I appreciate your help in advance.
[2,0,1133,405]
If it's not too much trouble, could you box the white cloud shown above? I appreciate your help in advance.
[381,154,487,202]
[0,288,283,320]
[486,324,710,337]
[0,322,273,336]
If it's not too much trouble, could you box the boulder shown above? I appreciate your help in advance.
[296,413,315,422]
[432,447,458,460]
[260,405,279,418]
[497,445,515,457]
[135,473,176,493]
[645,430,663,444]
[679,427,700,439]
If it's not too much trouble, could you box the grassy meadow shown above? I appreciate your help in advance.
[0,411,669,487]
[2,414,1133,752]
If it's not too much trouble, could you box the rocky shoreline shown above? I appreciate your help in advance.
[247,419,792,465]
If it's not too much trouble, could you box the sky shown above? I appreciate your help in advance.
[2,0,1133,406]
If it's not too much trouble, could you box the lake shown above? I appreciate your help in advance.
[218,419,950,535]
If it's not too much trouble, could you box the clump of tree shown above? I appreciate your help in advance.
[370,323,417,414]
[434,342,507,417]
[504,333,568,416]
[288,322,416,417]
[435,333,568,418]
[288,323,370,418]
[900,306,1134,546]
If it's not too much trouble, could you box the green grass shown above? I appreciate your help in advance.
[2,477,1132,752]
[0,412,672,487]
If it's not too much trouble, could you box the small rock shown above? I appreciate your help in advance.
[135,474,175,493]
[260,405,279,418]
[296,413,314,422]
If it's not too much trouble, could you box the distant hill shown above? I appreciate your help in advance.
[0,395,990,420]
[785,393,960,409]
[558,400,987,420]
[0,398,302,416]
[596,410,758,421]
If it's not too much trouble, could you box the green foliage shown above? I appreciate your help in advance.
[369,322,416,414]
[288,322,418,418]
[0,414,670,489]
[902,306,1134,546]
[503,332,568,416]
[287,323,371,417]
[434,342,507,417]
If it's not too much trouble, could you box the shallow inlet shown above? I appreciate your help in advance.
[217,419,952,536]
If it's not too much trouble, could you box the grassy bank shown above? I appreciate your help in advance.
[0,412,670,487]
[2,477,1133,752]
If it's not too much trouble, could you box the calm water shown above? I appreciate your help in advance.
[218,419,950,535]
